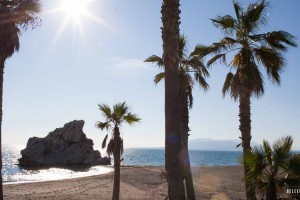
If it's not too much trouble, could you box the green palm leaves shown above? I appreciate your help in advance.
[246,136,300,199]
[96,102,140,156]
[194,0,296,100]
[145,35,210,108]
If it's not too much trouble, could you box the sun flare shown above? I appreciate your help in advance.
[62,0,88,22]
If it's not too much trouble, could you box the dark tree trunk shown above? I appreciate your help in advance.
[0,58,4,200]
[161,0,185,199]
[239,87,256,200]
[112,127,121,200]
[266,179,277,200]
[179,74,195,200]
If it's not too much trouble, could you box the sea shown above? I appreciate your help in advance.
[2,147,242,183]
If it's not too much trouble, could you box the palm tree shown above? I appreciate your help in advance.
[161,0,186,199]
[193,1,297,199]
[145,35,209,200]
[96,102,140,200]
[246,136,300,200]
[0,0,41,198]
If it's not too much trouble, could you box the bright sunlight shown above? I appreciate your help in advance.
[61,0,88,22]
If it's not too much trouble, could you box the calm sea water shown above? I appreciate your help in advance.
[2,147,242,183]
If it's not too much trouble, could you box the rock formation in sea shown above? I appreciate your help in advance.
[18,120,111,166]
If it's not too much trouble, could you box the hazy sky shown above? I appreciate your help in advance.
[3,0,300,151]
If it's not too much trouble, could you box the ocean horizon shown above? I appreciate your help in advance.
[2,146,242,183]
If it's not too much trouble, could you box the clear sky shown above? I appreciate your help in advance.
[3,0,300,151]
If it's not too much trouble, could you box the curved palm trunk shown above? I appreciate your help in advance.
[112,127,121,200]
[0,58,4,200]
[161,0,185,199]
[179,75,195,200]
[239,88,256,200]
[266,179,277,200]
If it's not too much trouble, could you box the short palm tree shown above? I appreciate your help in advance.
[145,35,209,200]
[0,0,41,198]
[96,102,140,200]
[193,1,297,199]
[246,136,300,200]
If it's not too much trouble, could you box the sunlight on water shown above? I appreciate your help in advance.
[2,147,113,183]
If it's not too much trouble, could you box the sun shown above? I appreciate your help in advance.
[61,0,88,22]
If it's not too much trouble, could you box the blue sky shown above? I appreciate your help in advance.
[3,0,300,151]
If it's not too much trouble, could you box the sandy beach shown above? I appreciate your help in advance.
[4,165,246,200]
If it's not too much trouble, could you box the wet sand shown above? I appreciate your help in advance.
[4,166,246,200]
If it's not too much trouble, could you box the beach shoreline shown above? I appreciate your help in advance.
[4,165,246,200]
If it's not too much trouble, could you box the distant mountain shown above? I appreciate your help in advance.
[188,138,260,151]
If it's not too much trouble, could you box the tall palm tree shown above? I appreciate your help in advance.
[193,1,297,199]
[246,136,300,200]
[97,102,140,200]
[161,0,186,199]
[145,35,209,200]
[0,0,41,198]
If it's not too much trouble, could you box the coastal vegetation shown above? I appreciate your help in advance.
[0,0,41,199]
[145,34,209,199]
[97,102,140,200]
[0,0,299,199]
[246,136,300,200]
[194,0,297,198]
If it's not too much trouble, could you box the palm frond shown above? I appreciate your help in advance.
[207,53,226,67]
[179,34,188,60]
[195,72,209,91]
[98,104,112,119]
[106,139,114,156]
[222,72,234,97]
[113,102,128,118]
[246,0,270,30]
[144,55,164,68]
[102,134,108,149]
[96,121,112,131]
[124,113,141,125]
[233,0,242,20]
[13,0,42,29]
[154,72,165,85]
[272,136,293,169]
[254,46,285,84]
[210,15,236,35]
[289,154,300,175]
[264,31,297,51]
[120,139,124,155]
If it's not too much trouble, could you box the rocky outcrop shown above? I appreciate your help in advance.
[18,120,111,166]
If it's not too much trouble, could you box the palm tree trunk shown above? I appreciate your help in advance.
[0,58,4,200]
[161,0,185,199]
[112,127,121,200]
[239,87,256,200]
[266,179,277,200]
[179,75,195,200]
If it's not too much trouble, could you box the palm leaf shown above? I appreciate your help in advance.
[222,72,234,96]
[120,139,124,155]
[195,73,209,91]
[96,121,112,131]
[106,139,114,156]
[265,31,297,51]
[124,113,141,125]
[207,53,226,67]
[102,134,108,149]
[210,15,236,34]
[98,104,112,119]
[144,55,164,68]
[154,72,165,85]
